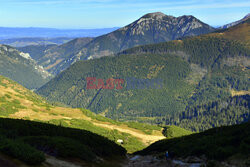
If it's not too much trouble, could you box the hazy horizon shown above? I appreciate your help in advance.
[0,0,249,29]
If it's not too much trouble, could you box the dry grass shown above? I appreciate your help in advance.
[231,89,250,97]
[0,75,165,146]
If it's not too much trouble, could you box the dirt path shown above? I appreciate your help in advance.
[43,156,84,167]
[93,122,165,144]
[121,155,203,167]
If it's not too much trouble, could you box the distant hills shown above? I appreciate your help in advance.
[38,12,215,75]
[0,37,73,47]
[37,21,250,131]
[0,27,119,39]
[0,44,52,89]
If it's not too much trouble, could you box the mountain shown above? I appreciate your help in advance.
[16,37,94,75]
[220,13,250,29]
[81,12,215,59]
[0,27,119,39]
[17,44,57,60]
[42,12,215,75]
[37,21,250,132]
[36,37,94,74]
[0,44,52,89]
[0,37,73,47]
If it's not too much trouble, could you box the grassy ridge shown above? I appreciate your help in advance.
[0,118,126,165]
[0,75,165,154]
[137,121,250,161]
[162,125,193,138]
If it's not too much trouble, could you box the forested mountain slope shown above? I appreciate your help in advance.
[37,33,250,131]
[0,44,52,89]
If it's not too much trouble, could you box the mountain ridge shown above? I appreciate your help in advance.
[220,13,250,29]
[39,12,215,75]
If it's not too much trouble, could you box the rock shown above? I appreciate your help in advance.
[185,156,204,163]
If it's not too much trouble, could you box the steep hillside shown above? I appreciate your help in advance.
[17,44,57,60]
[43,12,214,75]
[38,37,93,74]
[160,94,250,132]
[0,44,52,89]
[212,18,250,46]
[137,121,250,165]
[0,118,127,166]
[37,33,250,131]
[0,75,167,154]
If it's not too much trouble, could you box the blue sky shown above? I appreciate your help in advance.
[0,0,249,28]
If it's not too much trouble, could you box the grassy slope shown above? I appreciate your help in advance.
[162,125,193,138]
[0,75,166,153]
[210,18,250,46]
[0,118,126,165]
[137,121,250,161]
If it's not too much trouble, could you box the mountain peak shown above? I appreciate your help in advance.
[142,12,169,19]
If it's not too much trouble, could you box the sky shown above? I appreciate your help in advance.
[0,0,249,29]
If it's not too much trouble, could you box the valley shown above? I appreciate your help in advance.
[0,9,249,167]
